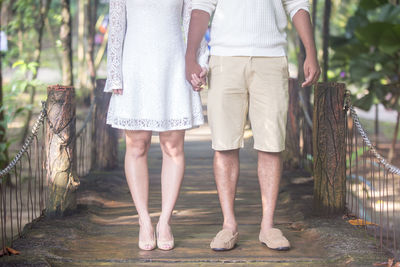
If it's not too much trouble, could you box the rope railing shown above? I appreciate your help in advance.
[76,98,96,177]
[344,90,399,258]
[0,87,98,255]
[0,102,47,179]
[0,102,48,255]
[345,92,400,175]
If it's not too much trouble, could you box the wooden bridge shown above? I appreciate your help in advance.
[0,80,398,266]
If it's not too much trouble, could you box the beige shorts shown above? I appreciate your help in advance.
[207,56,289,152]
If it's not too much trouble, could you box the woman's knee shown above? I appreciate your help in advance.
[159,131,185,158]
[161,142,184,158]
[125,132,151,158]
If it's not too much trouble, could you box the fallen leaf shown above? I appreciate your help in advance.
[6,247,20,255]
[289,222,306,231]
[345,256,354,264]
[342,213,357,220]
[348,219,377,226]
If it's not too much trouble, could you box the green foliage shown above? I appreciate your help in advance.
[0,59,43,163]
[331,0,400,112]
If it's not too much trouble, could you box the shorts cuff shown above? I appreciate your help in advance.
[212,144,244,151]
[253,145,285,153]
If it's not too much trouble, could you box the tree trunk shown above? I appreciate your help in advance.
[284,79,301,169]
[95,30,108,71]
[322,0,331,82]
[86,0,98,99]
[46,85,80,217]
[388,111,400,163]
[91,79,118,170]
[60,0,73,86]
[312,0,318,34]
[20,0,52,144]
[77,0,87,91]
[313,82,346,215]
[0,0,9,174]
[297,39,313,169]
[45,17,63,71]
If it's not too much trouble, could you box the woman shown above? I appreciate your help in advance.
[105,0,208,251]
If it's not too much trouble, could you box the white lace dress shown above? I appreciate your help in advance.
[105,0,209,131]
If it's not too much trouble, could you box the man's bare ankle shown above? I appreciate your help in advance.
[222,223,238,233]
[260,221,274,231]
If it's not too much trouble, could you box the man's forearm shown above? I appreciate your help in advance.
[292,9,317,58]
[186,10,210,60]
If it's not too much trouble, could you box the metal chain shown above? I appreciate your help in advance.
[344,91,400,175]
[0,101,47,178]
[0,94,98,178]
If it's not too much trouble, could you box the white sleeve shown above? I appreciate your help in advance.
[192,0,218,15]
[182,0,209,69]
[282,0,310,20]
[105,0,127,92]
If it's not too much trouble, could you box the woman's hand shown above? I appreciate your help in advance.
[113,89,123,95]
[190,68,208,92]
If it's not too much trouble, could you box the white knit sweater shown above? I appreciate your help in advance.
[192,0,310,56]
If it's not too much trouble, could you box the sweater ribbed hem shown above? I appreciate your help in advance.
[210,46,287,57]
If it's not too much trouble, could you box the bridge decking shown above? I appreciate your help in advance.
[3,124,388,266]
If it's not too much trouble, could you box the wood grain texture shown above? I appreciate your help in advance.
[91,79,118,170]
[313,82,346,215]
[46,85,79,217]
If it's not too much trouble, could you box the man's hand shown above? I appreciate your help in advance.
[191,68,208,91]
[302,56,320,87]
[292,9,320,87]
[185,57,207,91]
[112,89,123,95]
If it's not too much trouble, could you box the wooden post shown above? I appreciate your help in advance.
[284,78,301,169]
[91,79,118,170]
[46,85,80,217]
[313,82,346,215]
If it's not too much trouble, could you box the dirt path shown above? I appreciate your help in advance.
[2,124,389,266]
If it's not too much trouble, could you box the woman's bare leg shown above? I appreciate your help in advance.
[125,130,154,249]
[157,130,186,245]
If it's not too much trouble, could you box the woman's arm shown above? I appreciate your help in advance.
[105,0,126,93]
[182,0,210,90]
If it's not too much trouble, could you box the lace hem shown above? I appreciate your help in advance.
[106,114,204,131]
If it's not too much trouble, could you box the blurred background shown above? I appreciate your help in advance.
[0,0,399,168]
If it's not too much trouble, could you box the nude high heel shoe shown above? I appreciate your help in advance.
[138,227,156,251]
[156,223,174,251]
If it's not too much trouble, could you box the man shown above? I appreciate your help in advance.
[185,0,320,251]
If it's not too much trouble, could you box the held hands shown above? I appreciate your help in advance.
[302,56,321,87]
[185,58,207,92]
[191,68,207,91]
[113,89,123,95]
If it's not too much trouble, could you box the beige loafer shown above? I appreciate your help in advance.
[210,229,239,251]
[259,228,290,251]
